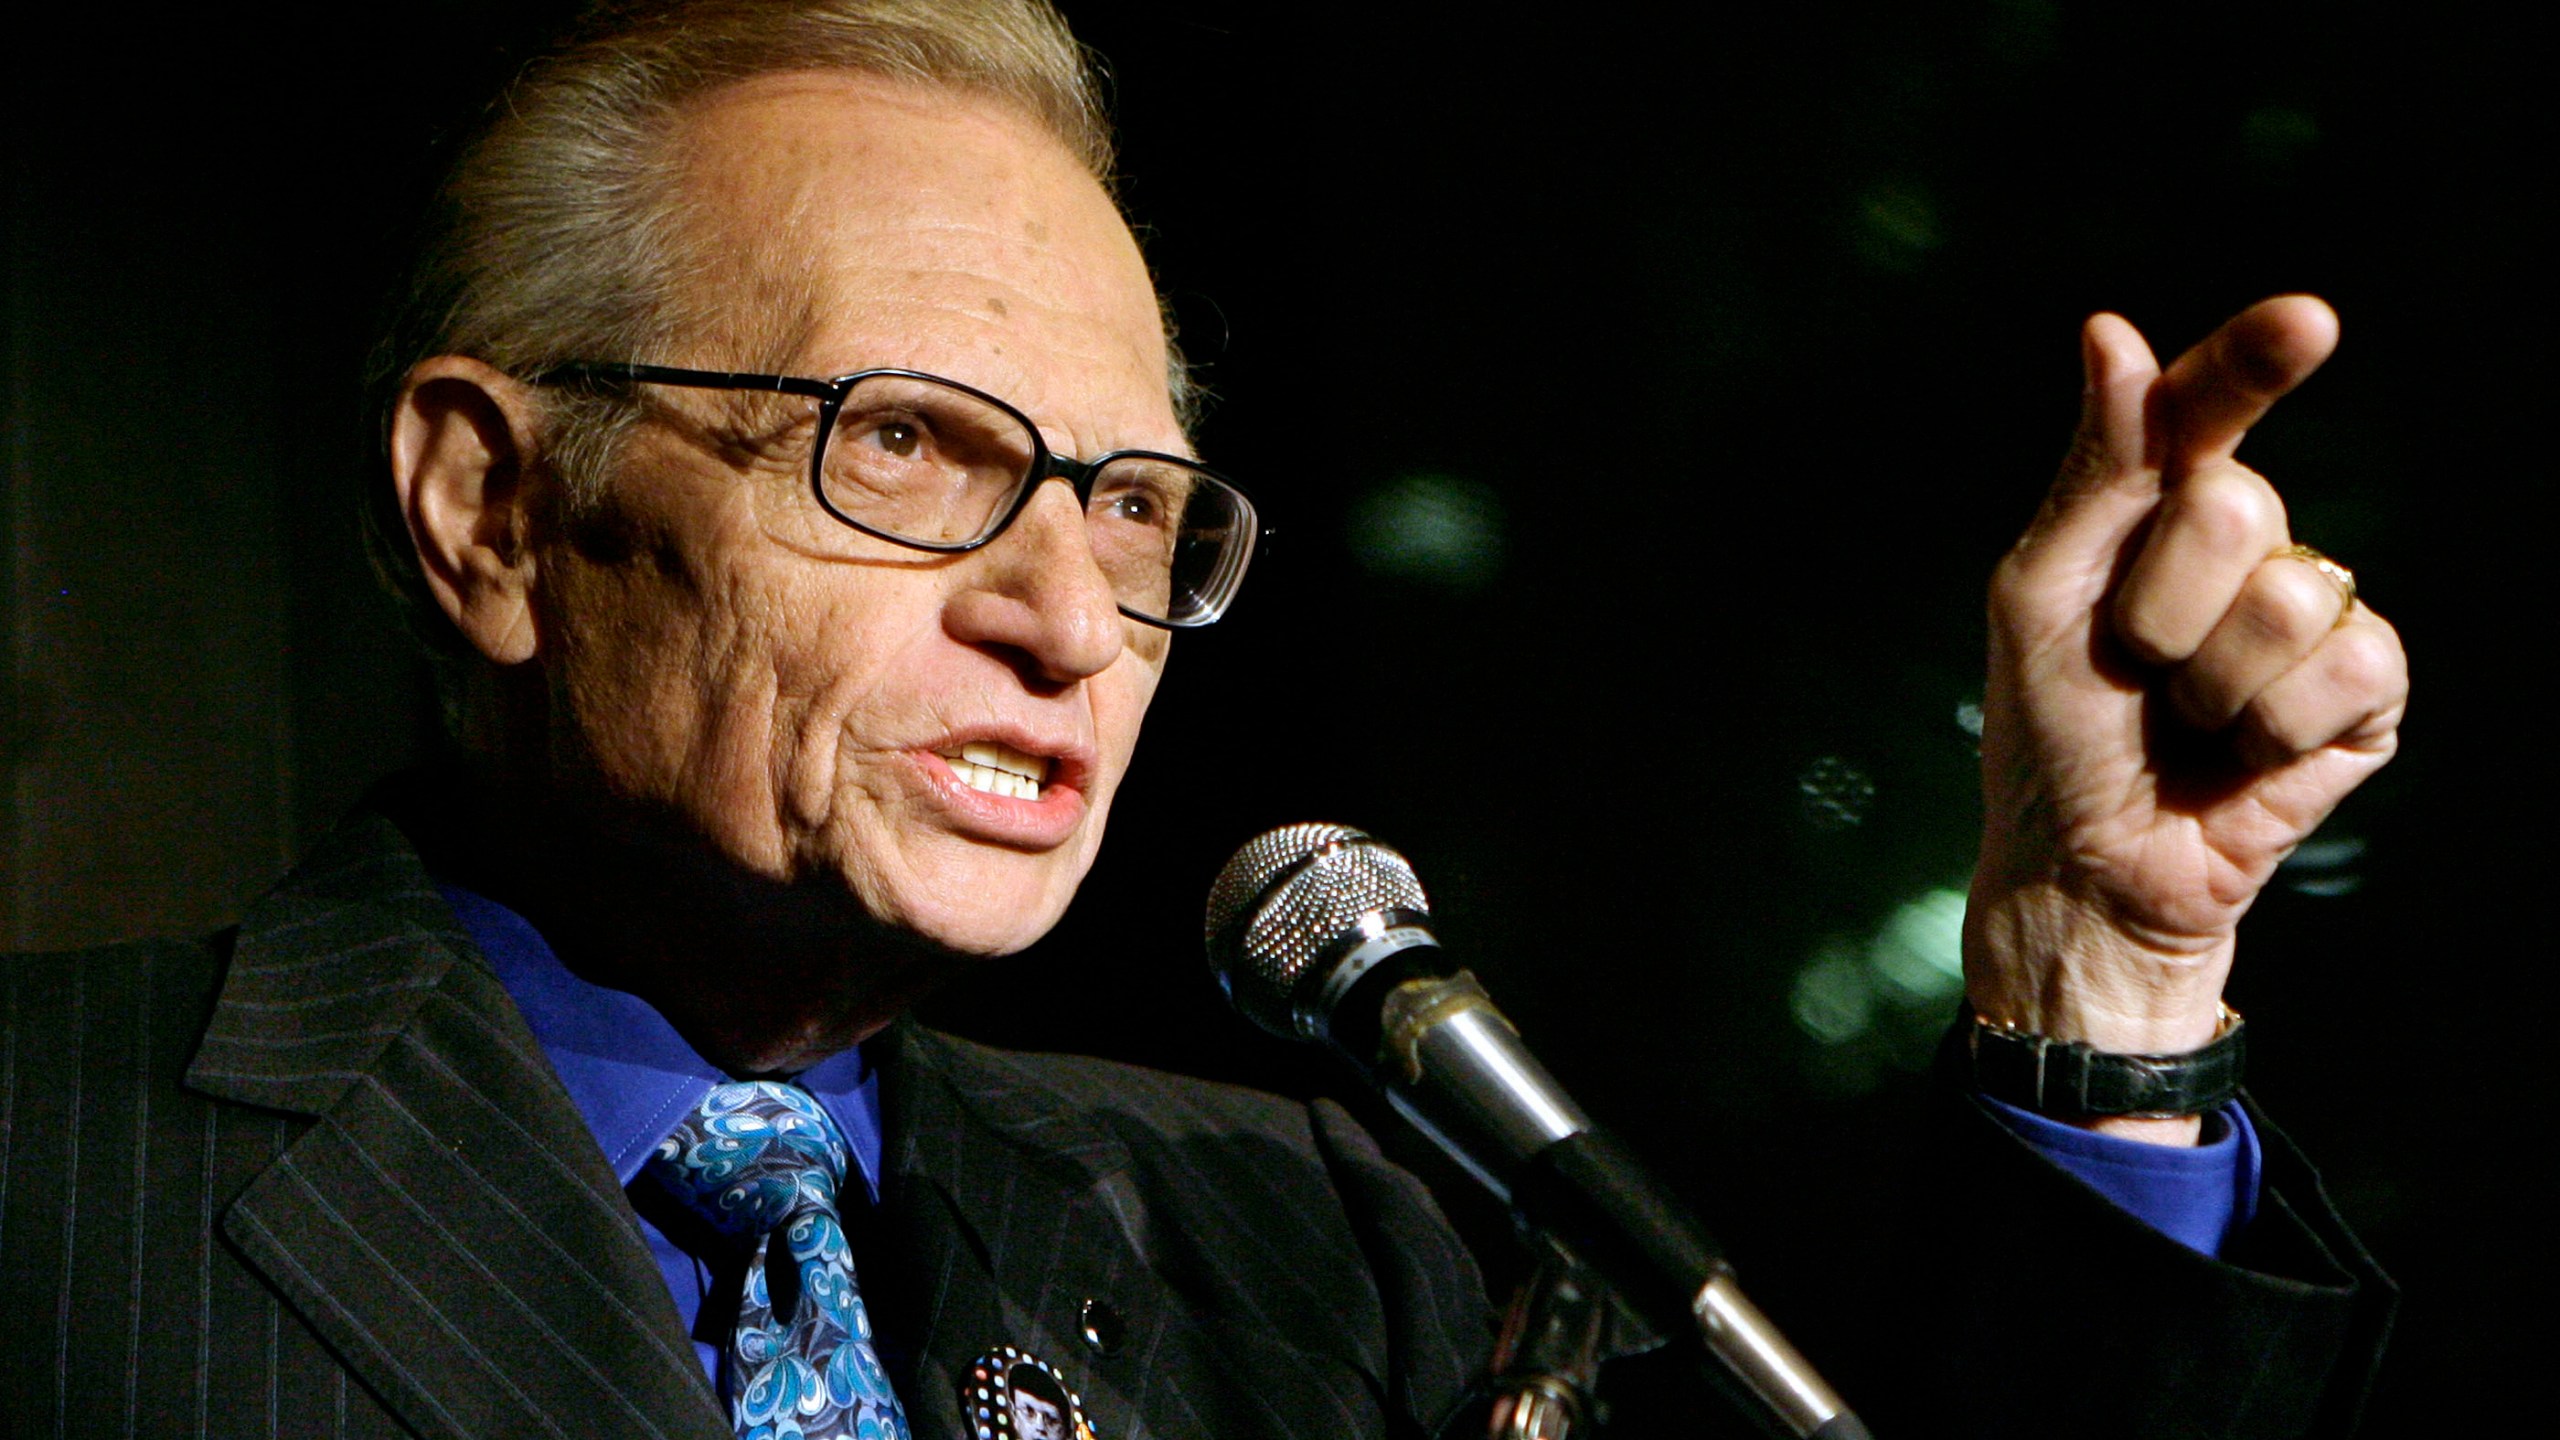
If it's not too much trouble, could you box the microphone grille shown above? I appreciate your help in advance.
[1205,823,1432,1038]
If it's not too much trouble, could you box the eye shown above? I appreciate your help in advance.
[1102,489,1165,526]
[867,419,923,458]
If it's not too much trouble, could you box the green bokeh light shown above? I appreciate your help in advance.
[1866,887,1968,1002]
[1791,939,1877,1045]
[1346,473,1507,592]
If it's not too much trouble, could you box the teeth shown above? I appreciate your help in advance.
[938,740,1052,800]
[959,740,1048,781]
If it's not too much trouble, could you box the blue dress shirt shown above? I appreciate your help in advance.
[440,883,886,1390]
[442,878,2264,1395]
[1983,1096,2262,1256]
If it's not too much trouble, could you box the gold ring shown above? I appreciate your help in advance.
[2271,543,2357,628]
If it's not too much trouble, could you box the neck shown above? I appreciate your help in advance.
[407,761,961,1076]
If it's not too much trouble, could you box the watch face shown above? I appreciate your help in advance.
[964,1347,1094,1440]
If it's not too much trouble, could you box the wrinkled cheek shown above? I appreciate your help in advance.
[774,699,843,836]
[675,692,794,873]
[770,665,894,857]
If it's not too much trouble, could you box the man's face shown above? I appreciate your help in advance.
[1009,1387,1067,1440]
[534,73,1179,955]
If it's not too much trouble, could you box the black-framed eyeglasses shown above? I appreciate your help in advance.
[529,362,1263,628]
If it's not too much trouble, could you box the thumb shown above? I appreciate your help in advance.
[2149,294,2339,473]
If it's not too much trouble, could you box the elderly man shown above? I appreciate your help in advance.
[0,1,2404,1437]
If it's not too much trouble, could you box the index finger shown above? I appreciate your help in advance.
[2148,295,2340,473]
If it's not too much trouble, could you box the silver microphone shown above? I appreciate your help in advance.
[1206,823,1872,1440]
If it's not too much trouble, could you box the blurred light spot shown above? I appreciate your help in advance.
[1797,755,1876,830]
[1954,700,1984,739]
[1791,939,1875,1044]
[2284,836,2366,870]
[2241,104,2320,167]
[1347,473,1506,591]
[1866,887,1968,1002]
[2280,834,2365,897]
[1852,181,1942,273]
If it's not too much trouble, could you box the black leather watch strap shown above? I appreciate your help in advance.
[1951,1001,2246,1119]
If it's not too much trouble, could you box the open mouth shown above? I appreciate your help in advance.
[935,740,1053,801]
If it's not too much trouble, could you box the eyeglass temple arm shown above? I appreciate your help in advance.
[532,362,839,400]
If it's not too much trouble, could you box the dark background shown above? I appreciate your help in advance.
[3,2,2544,1429]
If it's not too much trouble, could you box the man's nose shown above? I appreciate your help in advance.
[940,481,1126,684]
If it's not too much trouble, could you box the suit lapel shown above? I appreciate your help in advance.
[187,813,727,1440]
[875,1021,1203,1439]
[870,1026,1393,1440]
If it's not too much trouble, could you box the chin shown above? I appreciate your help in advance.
[891,896,1075,958]
[863,844,1091,958]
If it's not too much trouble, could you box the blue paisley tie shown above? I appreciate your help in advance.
[645,1080,911,1440]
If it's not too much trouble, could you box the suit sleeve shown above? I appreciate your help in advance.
[1298,1063,2389,1440]
[1796,1077,2396,1439]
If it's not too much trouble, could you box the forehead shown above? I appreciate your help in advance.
[668,72,1177,444]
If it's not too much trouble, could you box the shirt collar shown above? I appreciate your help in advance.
[437,880,884,1202]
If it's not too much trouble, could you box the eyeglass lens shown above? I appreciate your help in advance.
[818,374,1250,624]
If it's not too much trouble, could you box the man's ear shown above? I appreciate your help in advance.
[389,356,549,665]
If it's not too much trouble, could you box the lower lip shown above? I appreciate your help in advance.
[915,752,1087,846]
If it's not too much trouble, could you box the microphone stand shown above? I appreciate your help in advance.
[1487,1244,1665,1440]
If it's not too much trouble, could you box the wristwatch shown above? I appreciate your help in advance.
[1952,1000,2246,1119]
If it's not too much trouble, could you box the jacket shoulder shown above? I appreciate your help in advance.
[1,928,247,1156]
[2,927,236,1046]
[0,925,309,1409]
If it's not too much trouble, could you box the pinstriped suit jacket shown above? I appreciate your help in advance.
[0,811,1489,1438]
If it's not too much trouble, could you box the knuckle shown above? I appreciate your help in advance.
[2173,465,2286,551]
[2321,624,2404,698]
[2234,565,2336,650]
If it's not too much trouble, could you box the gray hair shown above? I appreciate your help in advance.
[364,0,1180,689]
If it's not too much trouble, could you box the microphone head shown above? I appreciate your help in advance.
[1205,822,1434,1042]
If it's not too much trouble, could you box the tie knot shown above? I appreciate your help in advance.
[646,1080,848,1239]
